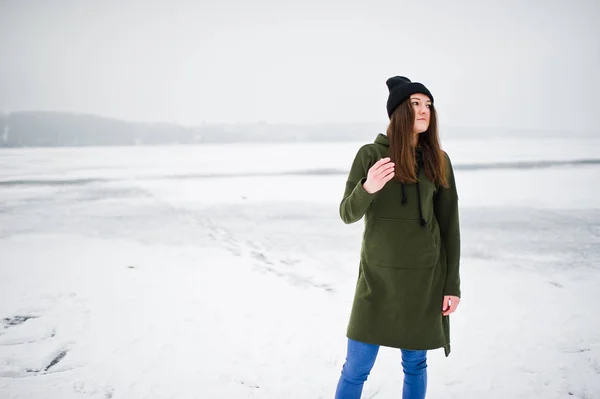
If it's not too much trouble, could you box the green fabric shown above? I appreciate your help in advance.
[339,133,461,357]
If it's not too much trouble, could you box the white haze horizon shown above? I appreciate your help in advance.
[2,110,596,139]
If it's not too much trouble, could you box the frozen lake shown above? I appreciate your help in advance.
[1,137,600,398]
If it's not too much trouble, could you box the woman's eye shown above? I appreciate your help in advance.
[412,102,419,106]
[426,104,432,108]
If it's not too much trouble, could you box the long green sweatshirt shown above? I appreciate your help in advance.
[339,133,461,356]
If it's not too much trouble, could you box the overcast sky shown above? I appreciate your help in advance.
[1,0,599,132]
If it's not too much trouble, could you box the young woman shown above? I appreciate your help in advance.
[335,76,461,399]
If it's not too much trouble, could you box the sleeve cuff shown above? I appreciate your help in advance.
[354,177,377,200]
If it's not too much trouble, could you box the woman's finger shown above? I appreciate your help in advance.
[451,297,460,310]
[442,297,460,315]
[373,160,394,174]
[381,171,395,183]
[371,157,391,172]
[450,301,458,314]
[442,296,450,312]
[375,165,394,180]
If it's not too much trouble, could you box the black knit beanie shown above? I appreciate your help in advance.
[386,76,434,118]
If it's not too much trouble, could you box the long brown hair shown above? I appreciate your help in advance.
[386,99,449,188]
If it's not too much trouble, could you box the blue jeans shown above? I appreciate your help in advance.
[335,338,427,399]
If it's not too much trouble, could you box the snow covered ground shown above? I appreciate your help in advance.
[1,137,599,398]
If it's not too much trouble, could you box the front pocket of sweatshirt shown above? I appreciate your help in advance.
[363,217,436,270]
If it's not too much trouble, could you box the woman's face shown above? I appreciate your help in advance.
[410,93,432,134]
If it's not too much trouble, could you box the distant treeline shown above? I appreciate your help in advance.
[0,111,387,147]
[0,111,592,147]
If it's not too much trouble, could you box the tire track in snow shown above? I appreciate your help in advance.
[134,181,334,293]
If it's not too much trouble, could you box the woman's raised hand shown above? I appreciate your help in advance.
[363,157,395,194]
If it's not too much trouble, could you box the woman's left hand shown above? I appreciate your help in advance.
[442,295,460,316]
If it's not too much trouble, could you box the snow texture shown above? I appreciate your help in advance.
[1,138,599,398]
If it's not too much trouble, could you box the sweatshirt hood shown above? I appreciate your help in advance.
[374,133,423,162]
[374,133,389,146]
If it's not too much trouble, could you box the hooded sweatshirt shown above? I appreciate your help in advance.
[339,133,460,356]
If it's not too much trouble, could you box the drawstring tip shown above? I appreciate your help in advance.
[419,218,427,227]
[401,197,407,205]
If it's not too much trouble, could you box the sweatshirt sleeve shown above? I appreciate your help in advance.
[434,152,461,297]
[339,146,378,224]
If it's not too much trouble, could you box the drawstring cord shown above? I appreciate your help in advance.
[400,164,427,227]
[416,176,426,227]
